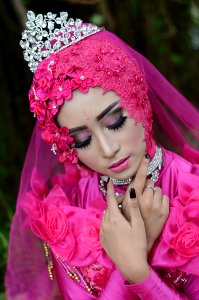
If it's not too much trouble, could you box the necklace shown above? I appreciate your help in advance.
[99,146,163,197]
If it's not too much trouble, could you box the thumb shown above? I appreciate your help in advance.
[128,188,143,227]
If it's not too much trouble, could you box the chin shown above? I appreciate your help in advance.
[109,168,136,180]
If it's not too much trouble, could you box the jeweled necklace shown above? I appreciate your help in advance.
[99,146,163,197]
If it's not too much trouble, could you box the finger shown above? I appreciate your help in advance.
[102,208,110,222]
[144,179,154,189]
[107,180,120,215]
[153,186,162,199]
[133,155,150,197]
[122,156,149,206]
[152,187,163,210]
[122,198,128,214]
[121,198,131,222]
[128,188,143,227]
[162,195,169,216]
[142,179,155,196]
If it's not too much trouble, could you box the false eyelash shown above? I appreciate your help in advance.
[107,115,127,131]
[73,136,92,149]
[73,114,127,150]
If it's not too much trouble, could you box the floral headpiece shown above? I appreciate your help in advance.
[21,12,153,164]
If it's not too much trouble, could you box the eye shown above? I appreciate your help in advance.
[107,114,127,130]
[72,136,92,149]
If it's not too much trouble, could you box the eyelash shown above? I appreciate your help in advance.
[73,114,127,149]
[73,136,92,149]
[107,115,127,131]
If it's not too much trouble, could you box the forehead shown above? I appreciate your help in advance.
[57,87,120,128]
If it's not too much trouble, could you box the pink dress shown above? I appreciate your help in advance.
[51,148,199,299]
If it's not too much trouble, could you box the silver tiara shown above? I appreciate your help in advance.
[20,11,102,73]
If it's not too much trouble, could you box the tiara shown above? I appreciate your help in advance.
[20,11,102,72]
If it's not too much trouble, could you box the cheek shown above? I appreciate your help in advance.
[77,150,96,169]
[123,121,145,150]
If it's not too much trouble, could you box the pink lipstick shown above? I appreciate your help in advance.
[109,156,130,173]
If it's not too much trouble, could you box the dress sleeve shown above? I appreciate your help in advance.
[125,268,191,300]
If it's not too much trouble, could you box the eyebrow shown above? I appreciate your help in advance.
[69,100,120,134]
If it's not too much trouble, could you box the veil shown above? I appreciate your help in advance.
[5,29,199,299]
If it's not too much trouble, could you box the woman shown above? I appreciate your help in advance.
[6,10,199,299]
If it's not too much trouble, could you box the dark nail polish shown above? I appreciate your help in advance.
[145,153,150,159]
[129,188,136,199]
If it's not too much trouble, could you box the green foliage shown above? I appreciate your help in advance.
[0,189,13,292]
[0,293,6,300]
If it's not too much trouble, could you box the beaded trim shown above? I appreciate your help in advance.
[99,177,132,197]
[55,257,95,295]
[43,242,54,280]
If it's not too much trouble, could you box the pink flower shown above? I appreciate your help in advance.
[66,149,78,164]
[41,130,54,145]
[50,80,64,100]
[22,172,76,260]
[164,180,199,261]
[50,80,72,101]
[30,100,47,121]
[71,75,97,93]
[59,127,70,136]
[174,222,199,258]
[62,80,73,100]
[58,149,78,164]
[57,136,73,151]
[54,61,68,79]
[81,218,101,250]
[28,88,35,102]
[57,127,74,151]
[34,69,53,100]
[22,169,114,267]
[45,208,69,244]
[47,98,64,115]
[52,230,76,261]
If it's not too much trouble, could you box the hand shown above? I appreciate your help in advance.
[100,180,150,283]
[121,156,169,253]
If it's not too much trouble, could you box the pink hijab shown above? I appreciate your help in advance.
[5,26,199,299]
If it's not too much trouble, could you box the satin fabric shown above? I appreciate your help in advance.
[52,148,199,299]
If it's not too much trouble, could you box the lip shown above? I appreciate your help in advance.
[109,156,130,173]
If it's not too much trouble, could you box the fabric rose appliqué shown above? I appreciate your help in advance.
[21,168,113,269]
[45,208,69,244]
[22,169,76,261]
[174,222,199,258]
[81,217,101,251]
[163,173,199,264]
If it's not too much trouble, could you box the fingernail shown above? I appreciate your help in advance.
[145,153,150,159]
[129,188,136,199]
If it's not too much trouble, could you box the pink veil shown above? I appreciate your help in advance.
[5,29,199,299]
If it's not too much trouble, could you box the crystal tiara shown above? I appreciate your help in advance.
[20,11,102,72]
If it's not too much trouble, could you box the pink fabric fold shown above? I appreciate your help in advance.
[150,150,199,275]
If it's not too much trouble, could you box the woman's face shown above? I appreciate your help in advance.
[58,87,146,180]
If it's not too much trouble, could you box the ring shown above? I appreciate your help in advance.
[145,185,155,191]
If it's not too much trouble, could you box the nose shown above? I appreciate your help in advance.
[97,131,120,158]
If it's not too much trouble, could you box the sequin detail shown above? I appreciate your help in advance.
[157,268,190,293]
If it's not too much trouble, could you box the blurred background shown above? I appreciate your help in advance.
[0,0,199,297]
